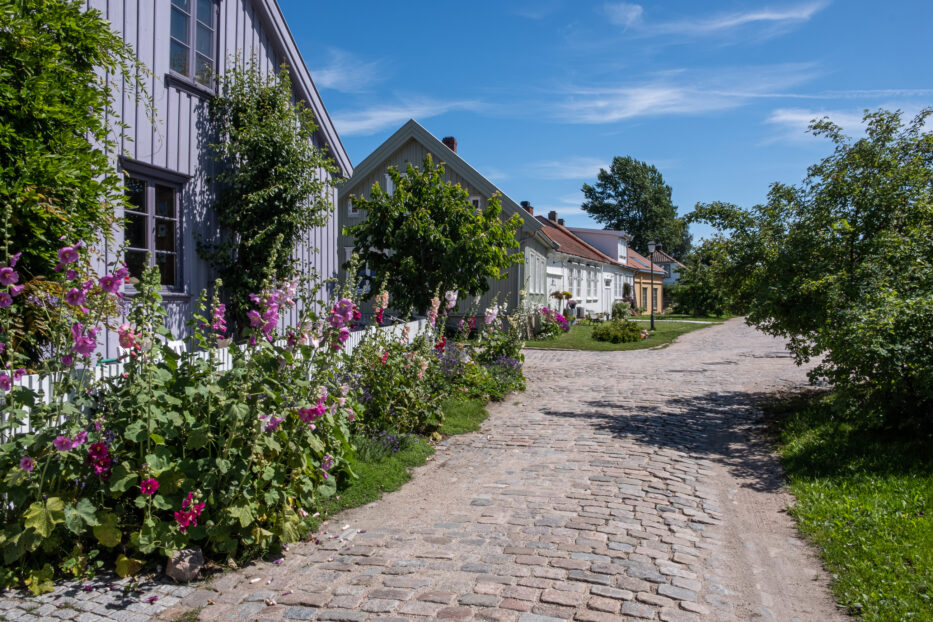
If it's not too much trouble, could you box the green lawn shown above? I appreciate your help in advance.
[525,321,718,351]
[769,393,933,620]
[309,398,489,525]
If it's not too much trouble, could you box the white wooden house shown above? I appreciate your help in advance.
[88,0,351,356]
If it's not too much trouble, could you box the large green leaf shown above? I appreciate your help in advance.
[115,554,144,578]
[227,504,254,528]
[109,463,138,493]
[24,497,65,538]
[93,513,121,548]
[63,498,99,534]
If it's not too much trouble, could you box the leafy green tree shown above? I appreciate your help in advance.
[690,109,933,429]
[201,59,337,327]
[669,237,741,317]
[0,0,144,275]
[345,155,523,315]
[581,156,691,257]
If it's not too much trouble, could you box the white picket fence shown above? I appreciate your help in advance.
[2,319,429,440]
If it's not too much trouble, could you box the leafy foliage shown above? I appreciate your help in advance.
[0,0,146,279]
[201,59,338,330]
[581,156,691,257]
[689,109,933,429]
[591,319,645,343]
[345,155,523,315]
[668,237,742,317]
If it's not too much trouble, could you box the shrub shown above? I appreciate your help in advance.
[612,298,636,319]
[592,319,644,343]
[535,307,569,339]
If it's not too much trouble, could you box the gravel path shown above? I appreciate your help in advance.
[0,318,845,622]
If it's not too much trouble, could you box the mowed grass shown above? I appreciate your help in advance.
[310,398,489,524]
[525,321,718,351]
[768,393,933,620]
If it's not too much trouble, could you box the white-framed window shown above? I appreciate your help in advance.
[470,195,482,210]
[347,199,359,217]
[170,0,218,87]
[384,173,395,195]
[122,168,184,290]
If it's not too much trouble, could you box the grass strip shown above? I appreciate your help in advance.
[767,392,933,620]
[526,321,717,351]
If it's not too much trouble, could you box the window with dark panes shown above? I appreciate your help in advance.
[124,175,181,288]
[170,0,216,87]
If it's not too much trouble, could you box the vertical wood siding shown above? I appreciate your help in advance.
[85,0,341,356]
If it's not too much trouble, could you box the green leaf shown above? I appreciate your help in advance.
[109,463,138,493]
[227,504,254,528]
[93,513,122,548]
[187,425,210,450]
[124,420,147,442]
[63,498,99,534]
[115,554,144,578]
[149,433,165,445]
[24,498,65,538]
[24,564,55,596]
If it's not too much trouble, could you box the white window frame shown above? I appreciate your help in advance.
[347,198,359,217]
[169,0,219,88]
[469,195,482,211]
[384,173,395,195]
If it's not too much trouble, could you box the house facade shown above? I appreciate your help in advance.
[629,249,666,313]
[88,0,351,356]
[534,213,635,317]
[648,245,685,308]
[336,119,554,316]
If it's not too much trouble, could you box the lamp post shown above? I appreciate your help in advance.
[647,241,656,331]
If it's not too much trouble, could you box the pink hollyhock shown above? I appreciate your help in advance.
[380,351,388,365]
[71,323,99,358]
[338,326,350,344]
[264,416,284,432]
[0,292,12,308]
[20,456,34,472]
[117,323,138,350]
[140,478,160,495]
[0,373,10,392]
[9,284,23,297]
[12,367,25,381]
[375,308,384,325]
[65,288,86,306]
[98,274,122,294]
[246,309,262,328]
[53,436,72,451]
[66,269,79,280]
[61,354,74,367]
[71,430,88,447]
[211,303,227,335]
[334,298,354,321]
[57,244,80,265]
[0,266,18,286]
[8,252,21,267]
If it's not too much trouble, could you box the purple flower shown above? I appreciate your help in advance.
[145,595,158,604]
[57,245,80,265]
[64,288,86,306]
[0,373,10,391]
[338,326,350,344]
[61,354,74,367]
[0,266,18,286]
[264,416,284,432]
[334,298,354,321]
[54,436,73,451]
[140,478,160,495]
[98,274,121,294]
[66,269,79,280]
[9,284,23,297]
[71,323,98,358]
[19,456,34,472]
[9,252,21,267]
[247,309,262,328]
[0,292,12,308]
[71,430,88,447]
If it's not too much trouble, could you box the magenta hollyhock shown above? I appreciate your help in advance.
[140,478,160,495]
[98,274,122,294]
[8,252,21,267]
[61,354,74,367]
[57,245,80,265]
[64,288,86,306]
[0,266,18,286]
[174,492,205,533]
[0,292,12,308]
[19,456,34,472]
[0,373,10,391]
[66,269,79,280]
[71,430,88,447]
[86,442,112,480]
[9,284,23,297]
[53,436,72,451]
[71,323,99,358]
[338,326,350,344]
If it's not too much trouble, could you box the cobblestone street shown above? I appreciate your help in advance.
[1,319,844,622]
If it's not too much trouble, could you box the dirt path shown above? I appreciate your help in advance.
[0,319,844,622]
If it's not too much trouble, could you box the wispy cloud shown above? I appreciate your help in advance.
[603,2,643,29]
[529,156,607,180]
[601,1,828,37]
[764,107,887,143]
[555,64,818,124]
[513,0,563,20]
[332,98,482,136]
[309,49,385,94]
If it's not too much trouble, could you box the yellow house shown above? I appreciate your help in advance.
[627,249,666,313]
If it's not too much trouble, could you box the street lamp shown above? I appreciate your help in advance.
[647,241,656,331]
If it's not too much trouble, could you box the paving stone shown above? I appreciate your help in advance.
[283,607,318,620]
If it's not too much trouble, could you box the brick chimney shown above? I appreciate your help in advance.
[558,218,565,226]
[548,210,558,222]
[441,136,457,153]
[520,200,533,215]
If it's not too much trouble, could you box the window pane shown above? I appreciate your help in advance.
[196,23,213,58]
[170,40,189,75]
[171,7,189,43]
[155,253,176,287]
[155,185,175,218]
[194,53,212,85]
[124,177,145,210]
[125,250,147,280]
[124,212,148,250]
[197,0,213,25]
[171,0,190,11]
[155,219,175,252]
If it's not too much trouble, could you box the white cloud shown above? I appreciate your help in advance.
[555,64,818,124]
[530,156,607,180]
[652,2,828,36]
[513,0,563,20]
[603,2,643,29]
[309,49,385,94]
[332,99,482,136]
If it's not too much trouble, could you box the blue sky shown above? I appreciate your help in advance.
[279,0,932,245]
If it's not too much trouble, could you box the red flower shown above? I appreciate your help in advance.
[140,478,160,495]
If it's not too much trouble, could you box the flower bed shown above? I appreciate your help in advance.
[0,245,527,592]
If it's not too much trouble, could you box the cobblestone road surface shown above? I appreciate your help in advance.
[1,319,844,622]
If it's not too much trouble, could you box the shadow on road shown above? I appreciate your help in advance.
[539,391,786,494]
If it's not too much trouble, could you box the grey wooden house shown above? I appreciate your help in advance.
[336,119,555,318]
[88,0,351,356]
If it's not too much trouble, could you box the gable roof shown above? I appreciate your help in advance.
[649,247,685,267]
[536,217,623,266]
[256,0,352,177]
[338,119,548,240]
[627,248,667,275]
